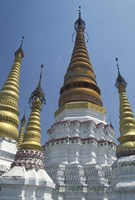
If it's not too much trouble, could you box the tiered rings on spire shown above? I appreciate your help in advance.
[21,65,45,151]
[0,38,24,140]
[12,66,45,170]
[115,58,135,158]
[58,7,103,108]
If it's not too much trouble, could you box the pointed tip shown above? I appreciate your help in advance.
[20,36,24,48]
[115,58,127,89]
[21,108,26,124]
[38,64,44,87]
[116,57,120,74]
[78,6,81,17]
[74,6,85,32]
[14,36,24,57]
[28,65,46,108]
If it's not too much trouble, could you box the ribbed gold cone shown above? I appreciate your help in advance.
[17,114,26,150]
[58,12,103,108]
[21,99,42,151]
[0,45,24,140]
[21,66,45,151]
[115,67,135,158]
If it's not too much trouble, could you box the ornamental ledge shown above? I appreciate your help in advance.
[0,99,18,109]
[112,160,135,169]
[45,136,116,149]
[47,120,114,135]
[55,185,107,192]
[0,114,19,127]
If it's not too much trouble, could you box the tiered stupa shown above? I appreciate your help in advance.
[0,38,24,175]
[0,66,55,200]
[108,59,135,200]
[44,8,116,200]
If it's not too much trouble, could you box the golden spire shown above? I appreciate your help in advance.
[58,7,103,108]
[0,37,24,140]
[115,58,135,158]
[21,65,46,151]
[17,111,26,150]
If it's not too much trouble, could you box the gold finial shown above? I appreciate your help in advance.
[115,58,127,91]
[21,66,45,151]
[0,41,24,140]
[74,6,85,32]
[115,59,135,158]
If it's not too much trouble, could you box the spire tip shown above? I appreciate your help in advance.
[78,6,81,16]
[21,36,24,48]
[116,57,119,71]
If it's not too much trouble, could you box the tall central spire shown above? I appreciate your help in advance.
[58,7,103,109]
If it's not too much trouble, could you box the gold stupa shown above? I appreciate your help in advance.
[56,7,105,116]
[21,65,46,151]
[115,58,135,158]
[0,38,24,140]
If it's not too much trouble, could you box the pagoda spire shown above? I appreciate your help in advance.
[11,65,46,170]
[58,7,103,108]
[0,37,24,140]
[17,110,26,150]
[115,58,135,158]
[21,65,46,151]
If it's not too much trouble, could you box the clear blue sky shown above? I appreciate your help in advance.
[0,0,135,144]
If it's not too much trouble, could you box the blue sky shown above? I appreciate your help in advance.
[0,0,135,144]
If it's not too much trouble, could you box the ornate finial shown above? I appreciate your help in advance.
[14,36,24,57]
[20,36,24,48]
[39,64,44,86]
[115,57,127,90]
[74,6,85,32]
[78,6,81,17]
[28,65,46,108]
[116,57,119,71]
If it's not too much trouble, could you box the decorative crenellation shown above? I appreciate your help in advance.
[11,149,44,170]
[47,120,115,142]
[45,136,116,149]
